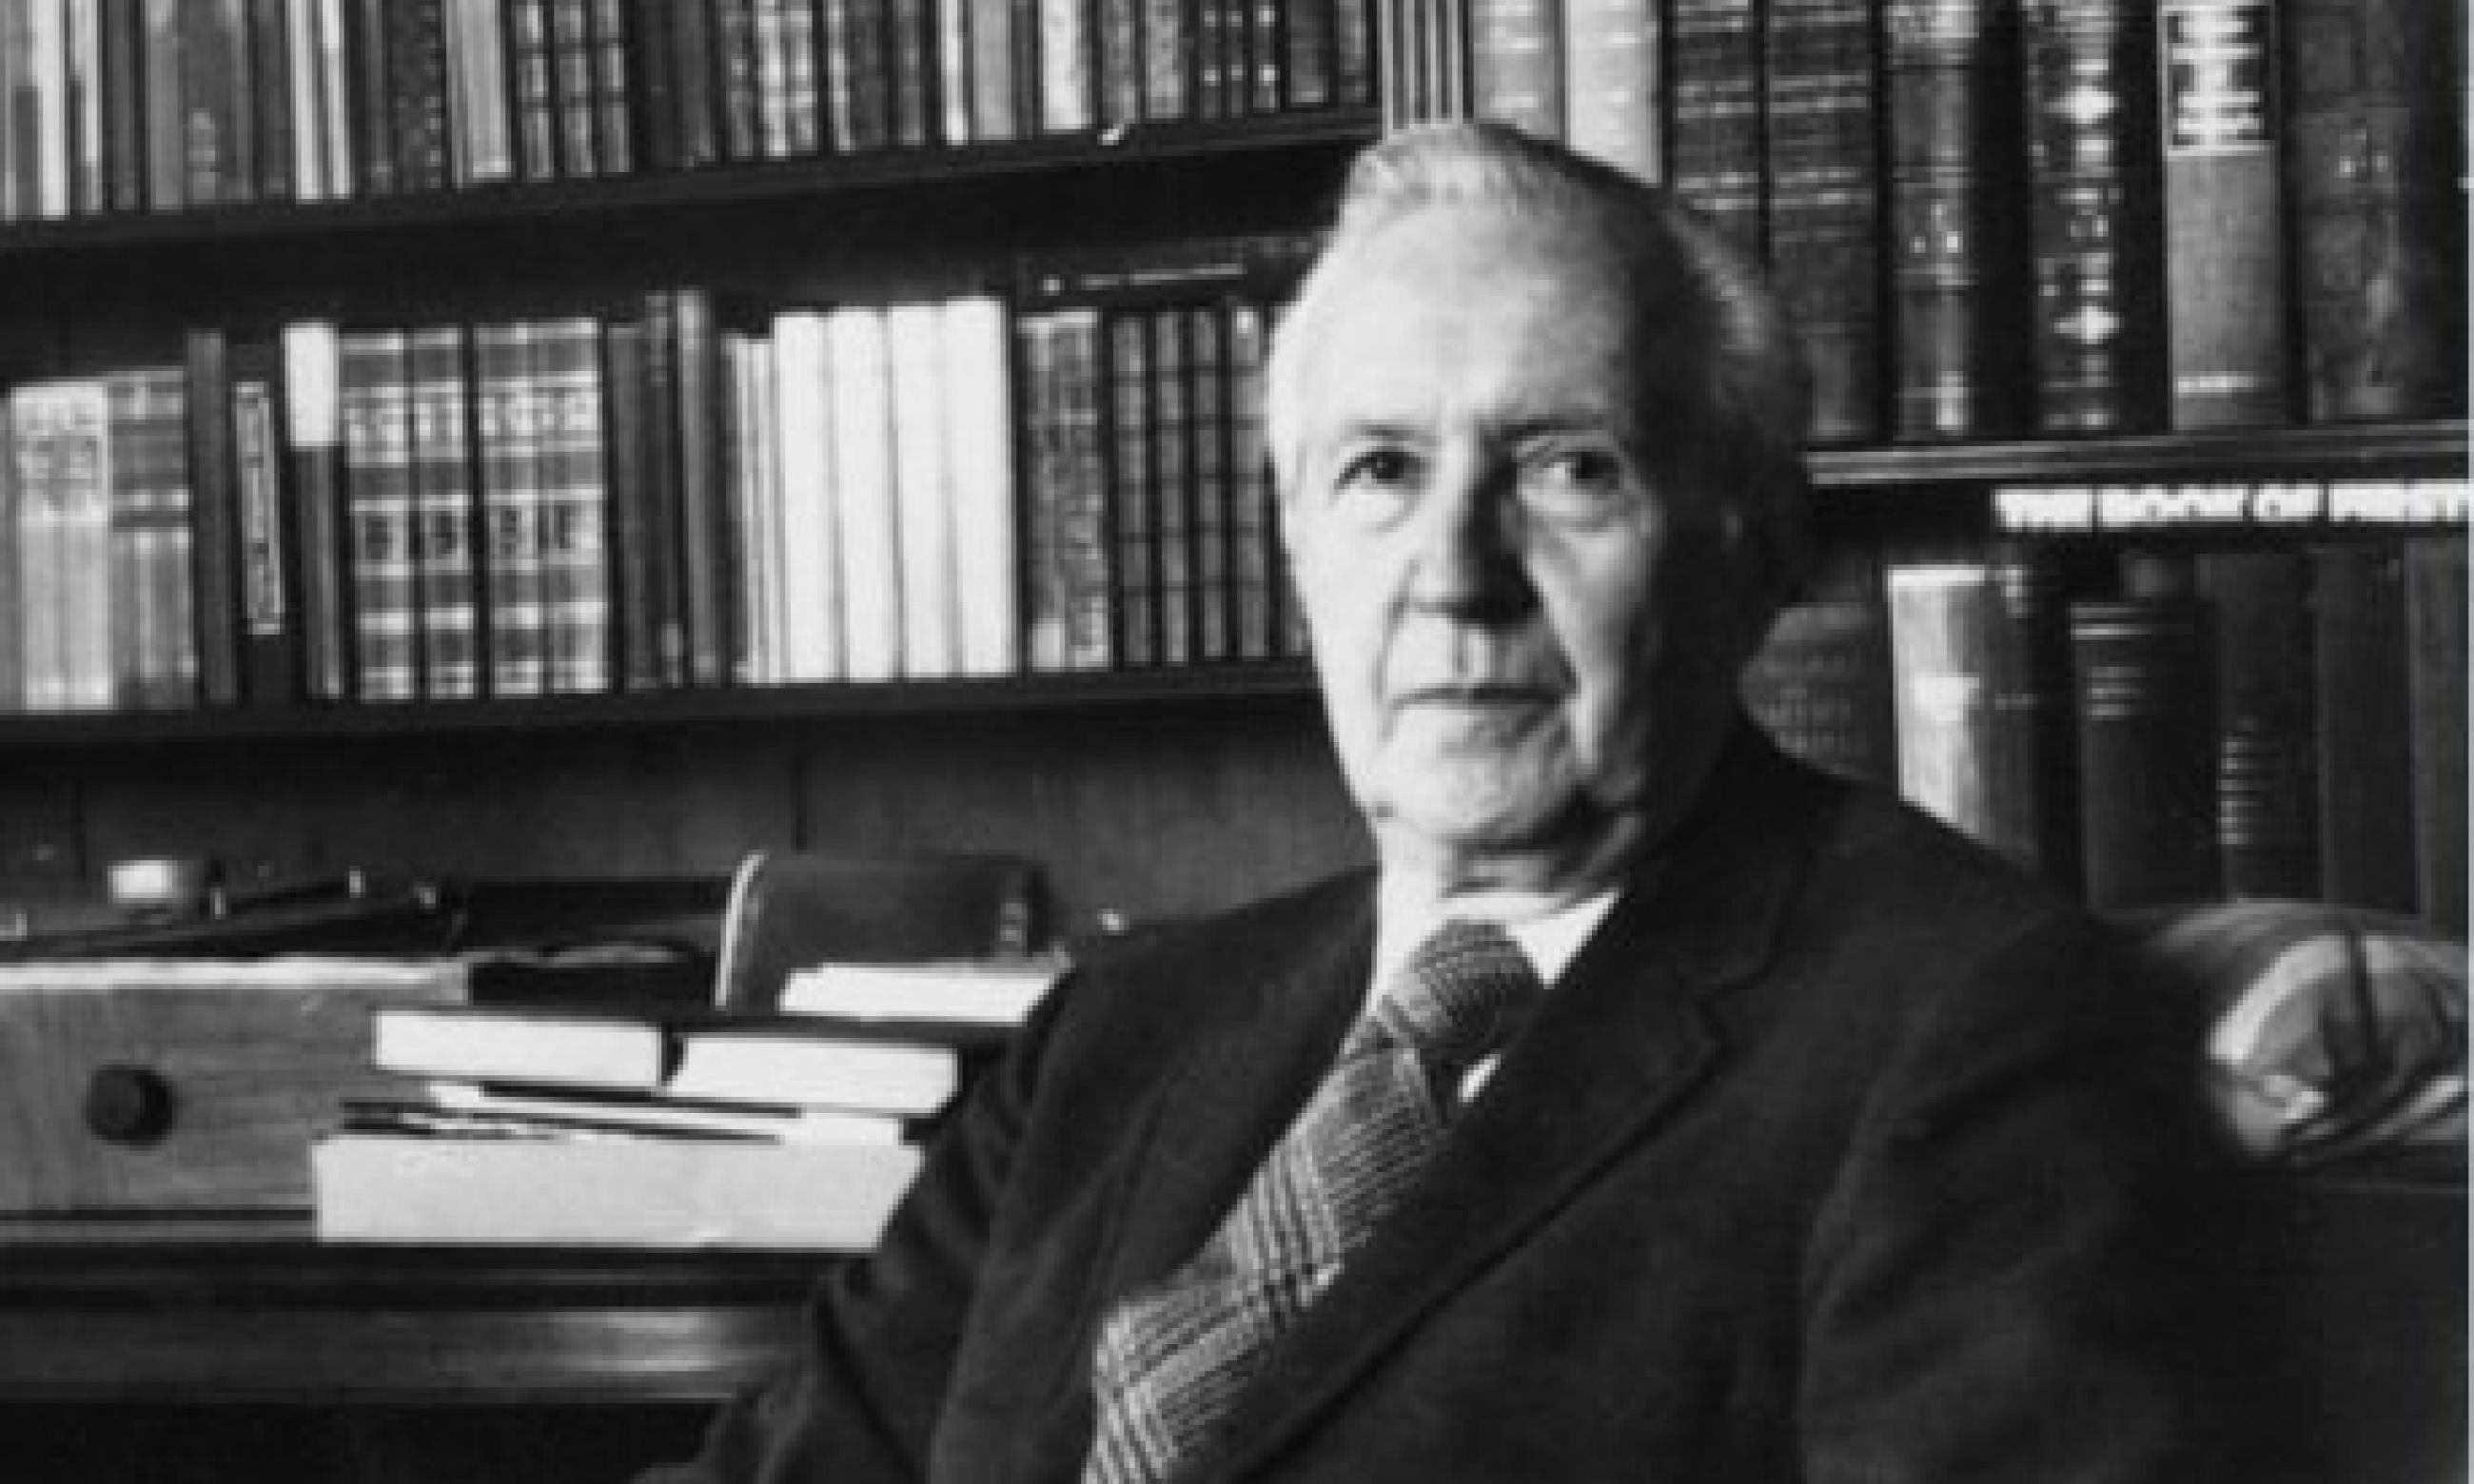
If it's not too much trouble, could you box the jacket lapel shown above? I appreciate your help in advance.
[1189,733,1832,1481]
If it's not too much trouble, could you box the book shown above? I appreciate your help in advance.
[1038,0,1094,133]
[2069,555,2220,910]
[2308,538,2419,913]
[821,0,893,152]
[1148,306,1194,667]
[886,300,958,679]
[311,1128,925,1248]
[405,323,482,701]
[505,0,560,181]
[546,0,599,173]
[532,315,614,693]
[634,289,691,687]
[671,286,737,687]
[1018,305,1114,673]
[0,411,14,709]
[768,307,842,684]
[362,1080,911,1144]
[2020,0,2163,435]
[473,321,549,698]
[1471,0,1561,139]
[96,0,142,212]
[1981,539,2081,889]
[585,0,634,173]
[1884,559,2002,846]
[2197,549,2320,899]
[1667,0,1766,253]
[2403,534,2467,931]
[370,1002,970,1115]
[2157,0,2290,430]
[442,0,517,186]
[941,294,1019,678]
[339,329,422,704]
[1559,0,1660,180]
[1107,309,1156,667]
[245,0,295,202]
[722,326,780,683]
[138,0,183,211]
[2282,0,2464,422]
[103,363,196,712]
[185,329,245,708]
[1740,545,1897,788]
[388,0,455,194]
[780,954,1066,1027]
[1226,299,1277,659]
[10,379,112,713]
[1883,0,2030,440]
[282,320,355,701]
[968,0,1022,140]
[180,0,253,206]
[826,303,901,682]
[1764,0,1884,444]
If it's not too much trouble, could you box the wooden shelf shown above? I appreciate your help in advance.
[0,111,1379,260]
[1813,418,2467,491]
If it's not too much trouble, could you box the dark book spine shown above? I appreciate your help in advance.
[281,322,355,703]
[2020,0,2163,435]
[389,0,455,193]
[822,0,893,151]
[2068,557,2219,910]
[177,0,249,206]
[2197,548,2320,899]
[2158,0,2288,429]
[139,0,184,211]
[600,320,662,691]
[246,0,294,201]
[672,287,735,687]
[1285,0,1335,112]
[1149,307,1195,667]
[506,0,561,180]
[626,0,680,168]
[185,328,244,707]
[338,328,422,703]
[2404,533,2468,931]
[1764,0,1884,445]
[671,0,724,166]
[885,0,932,145]
[108,364,199,711]
[1884,0,2029,440]
[347,0,394,195]
[1741,545,1898,788]
[97,0,144,212]
[1984,539,2081,890]
[1186,303,1233,663]
[1668,0,1767,252]
[0,408,15,710]
[2308,538,2418,912]
[1225,299,1276,660]
[406,323,483,701]
[229,344,303,706]
[638,290,690,685]
[715,0,761,159]
[2283,0,2465,421]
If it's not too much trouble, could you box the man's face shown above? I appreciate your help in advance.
[1280,205,1753,873]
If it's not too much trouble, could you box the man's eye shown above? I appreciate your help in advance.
[1339,448,1419,490]
[1523,448,1629,511]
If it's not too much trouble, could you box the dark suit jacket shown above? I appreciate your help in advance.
[653,732,2220,1483]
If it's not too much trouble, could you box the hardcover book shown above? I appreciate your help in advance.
[104,364,198,712]
[1667,0,1766,252]
[1765,0,1885,444]
[186,328,245,707]
[281,320,356,701]
[1741,546,1897,789]
[825,302,901,682]
[2069,556,2220,910]
[887,300,959,680]
[2197,549,2321,899]
[473,321,549,698]
[339,329,422,704]
[2404,534,2468,930]
[406,323,483,701]
[2308,538,2418,913]
[531,315,614,693]
[1471,0,1561,140]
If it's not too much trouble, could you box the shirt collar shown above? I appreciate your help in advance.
[1367,880,1621,1018]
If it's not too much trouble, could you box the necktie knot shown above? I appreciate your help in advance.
[1373,919,1541,1078]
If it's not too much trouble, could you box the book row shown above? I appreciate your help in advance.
[1741,523,2470,931]
[0,275,1310,713]
[1384,0,2466,441]
[0,0,1376,219]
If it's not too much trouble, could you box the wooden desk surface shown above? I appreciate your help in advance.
[0,1216,823,1405]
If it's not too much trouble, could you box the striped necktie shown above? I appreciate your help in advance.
[1083,919,1542,1484]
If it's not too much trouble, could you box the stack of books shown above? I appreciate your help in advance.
[311,953,1065,1250]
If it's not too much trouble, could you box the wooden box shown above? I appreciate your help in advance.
[0,960,464,1212]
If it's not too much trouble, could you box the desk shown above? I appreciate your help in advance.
[0,1216,826,1483]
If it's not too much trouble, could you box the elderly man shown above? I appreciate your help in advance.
[649,122,2212,1484]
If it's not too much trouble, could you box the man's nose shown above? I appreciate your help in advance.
[1404,459,1532,620]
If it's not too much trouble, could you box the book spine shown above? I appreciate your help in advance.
[313,0,358,198]
[821,0,891,153]
[1149,306,1197,667]
[1883,0,2029,440]
[1040,0,1095,132]
[282,322,354,700]
[339,329,422,703]
[716,0,761,160]
[2021,0,2163,435]
[942,295,1017,678]
[406,324,482,701]
[230,354,303,706]
[1740,545,1897,788]
[585,0,633,173]
[96,0,142,212]
[104,367,178,710]
[2068,566,2219,910]
[779,0,820,154]
[185,328,245,706]
[1090,0,1139,132]
[506,0,560,180]
[2197,548,2320,899]
[245,0,294,202]
[968,0,1020,140]
[637,289,690,685]
[2157,0,2288,429]
[826,303,901,682]
[442,0,516,186]
[1470,0,1561,138]
[720,329,774,682]
[599,318,661,689]
[134,366,199,710]
[10,383,112,712]
[885,0,931,146]
[1285,0,1334,111]
[347,0,393,196]
[2404,532,2468,931]
[671,0,723,166]
[547,0,599,174]
[1885,558,2000,847]
[67,0,104,213]
[2307,537,2418,912]
[1142,0,1193,123]
[1106,309,1155,667]
[672,287,736,687]
[1225,298,1275,659]
[625,0,678,169]
[1668,0,1767,252]
[282,0,323,201]
[1186,303,1233,664]
[1763,0,1884,445]
[2282,0,2465,422]
[1560,0,1660,181]
[885,302,956,679]
[767,308,841,682]
[1982,539,2079,888]
[473,321,548,698]
[531,316,613,693]
[1016,310,1071,672]
[390,0,456,193]
[138,0,182,211]
[0,409,15,710]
